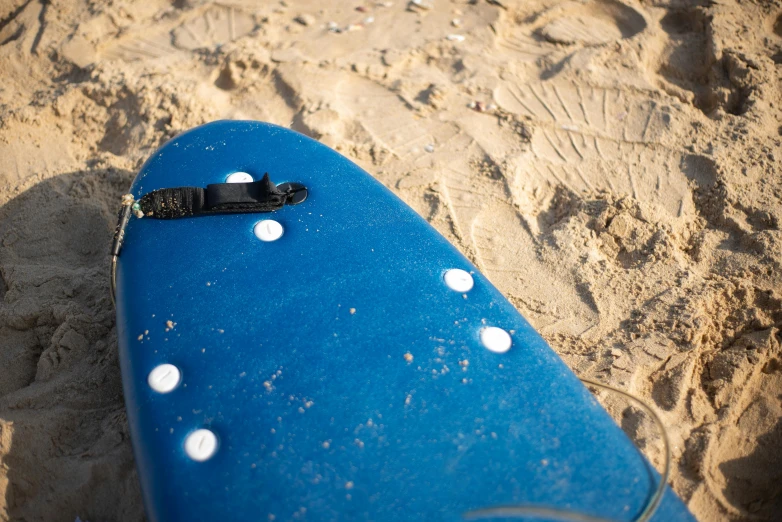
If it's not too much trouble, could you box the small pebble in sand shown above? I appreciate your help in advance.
[446,34,465,42]
[346,23,364,32]
[327,21,341,33]
[364,16,375,24]
[356,6,368,12]
[404,352,414,363]
[451,18,462,28]
[377,1,393,6]
[294,13,316,26]
[409,0,433,10]
[424,144,434,153]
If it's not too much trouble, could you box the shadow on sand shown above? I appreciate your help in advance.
[0,167,144,522]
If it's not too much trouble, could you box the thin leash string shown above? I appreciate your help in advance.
[110,194,134,306]
[463,378,671,522]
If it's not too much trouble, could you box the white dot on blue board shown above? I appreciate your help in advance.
[254,220,283,242]
[480,327,512,353]
[444,269,474,292]
[185,429,218,461]
[147,364,181,393]
[226,172,253,183]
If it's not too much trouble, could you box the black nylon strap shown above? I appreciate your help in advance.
[138,174,292,219]
[205,174,284,212]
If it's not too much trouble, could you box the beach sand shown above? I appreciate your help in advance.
[0,0,780,520]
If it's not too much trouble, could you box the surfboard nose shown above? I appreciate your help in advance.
[115,120,695,522]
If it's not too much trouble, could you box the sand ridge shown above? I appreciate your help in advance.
[0,0,781,520]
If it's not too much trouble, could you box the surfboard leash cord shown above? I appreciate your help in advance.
[463,377,671,522]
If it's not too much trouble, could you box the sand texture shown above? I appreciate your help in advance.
[1,0,781,520]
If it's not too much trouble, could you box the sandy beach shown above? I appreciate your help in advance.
[1,0,781,520]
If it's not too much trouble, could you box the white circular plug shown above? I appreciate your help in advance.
[480,327,512,353]
[444,269,474,292]
[254,220,284,242]
[147,364,181,393]
[226,172,253,183]
[185,429,218,461]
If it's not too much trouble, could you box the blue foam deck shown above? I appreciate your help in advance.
[115,121,694,521]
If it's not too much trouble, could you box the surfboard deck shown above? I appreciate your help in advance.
[115,120,694,521]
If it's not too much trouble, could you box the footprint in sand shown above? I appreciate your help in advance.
[537,0,647,46]
[493,0,647,61]
[100,4,256,62]
[490,2,714,222]
[494,78,716,221]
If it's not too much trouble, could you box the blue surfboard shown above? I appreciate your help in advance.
[113,121,694,521]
